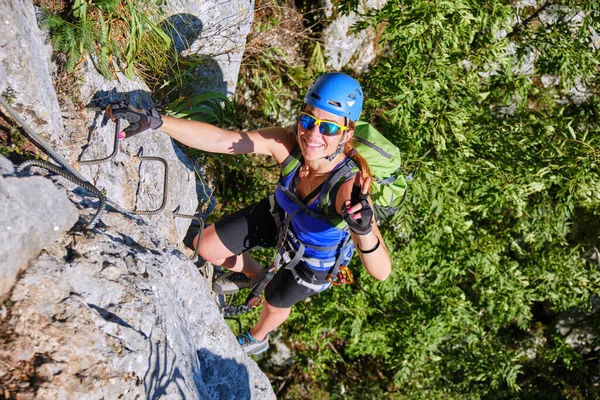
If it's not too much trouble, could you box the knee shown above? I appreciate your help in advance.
[263,299,291,318]
[196,227,225,265]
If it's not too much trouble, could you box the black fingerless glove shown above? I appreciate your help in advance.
[342,184,373,235]
[107,101,163,137]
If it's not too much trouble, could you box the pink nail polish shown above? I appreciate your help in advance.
[118,132,125,139]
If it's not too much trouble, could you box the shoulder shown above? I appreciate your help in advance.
[245,127,297,163]
[333,178,355,215]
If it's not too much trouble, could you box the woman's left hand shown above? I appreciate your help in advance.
[342,171,373,235]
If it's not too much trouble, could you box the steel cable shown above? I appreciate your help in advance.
[17,159,107,230]
[0,95,90,184]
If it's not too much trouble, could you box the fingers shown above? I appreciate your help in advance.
[344,199,364,216]
[353,171,371,195]
[118,123,142,139]
[361,175,372,195]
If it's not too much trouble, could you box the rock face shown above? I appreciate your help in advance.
[164,0,255,98]
[0,0,274,398]
[321,0,387,73]
[0,0,63,155]
[0,164,79,302]
[76,65,202,245]
[0,175,272,398]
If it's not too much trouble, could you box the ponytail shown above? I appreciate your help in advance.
[344,121,371,189]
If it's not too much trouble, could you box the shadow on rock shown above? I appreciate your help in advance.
[197,348,251,400]
[144,328,187,399]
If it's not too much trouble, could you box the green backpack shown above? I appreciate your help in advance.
[351,121,408,221]
[280,121,408,228]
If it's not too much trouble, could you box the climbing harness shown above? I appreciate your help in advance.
[219,202,355,317]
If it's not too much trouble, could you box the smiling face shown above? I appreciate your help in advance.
[297,105,353,162]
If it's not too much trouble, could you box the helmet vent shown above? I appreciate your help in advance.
[356,88,362,96]
[327,100,341,108]
[311,93,321,100]
[348,93,356,99]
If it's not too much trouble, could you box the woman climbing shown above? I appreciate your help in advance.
[110,72,392,355]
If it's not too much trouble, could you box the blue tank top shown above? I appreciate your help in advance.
[275,158,355,271]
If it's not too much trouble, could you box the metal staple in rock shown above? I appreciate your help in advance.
[131,152,168,215]
[172,205,204,261]
[79,119,121,165]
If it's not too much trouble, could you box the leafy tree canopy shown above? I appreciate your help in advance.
[281,1,600,398]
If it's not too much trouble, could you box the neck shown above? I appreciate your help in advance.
[302,152,345,174]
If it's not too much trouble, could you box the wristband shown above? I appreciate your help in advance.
[357,237,380,254]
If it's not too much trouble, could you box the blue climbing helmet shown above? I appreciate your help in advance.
[303,72,363,122]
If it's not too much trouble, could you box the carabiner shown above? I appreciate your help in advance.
[328,265,354,286]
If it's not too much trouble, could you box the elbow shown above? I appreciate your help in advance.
[374,269,391,281]
[369,264,391,281]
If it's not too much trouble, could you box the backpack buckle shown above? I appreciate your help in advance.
[327,266,354,286]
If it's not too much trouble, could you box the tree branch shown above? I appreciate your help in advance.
[508,1,554,40]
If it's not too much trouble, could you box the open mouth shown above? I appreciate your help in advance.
[303,139,324,149]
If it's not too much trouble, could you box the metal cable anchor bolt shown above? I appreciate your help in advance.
[172,205,204,261]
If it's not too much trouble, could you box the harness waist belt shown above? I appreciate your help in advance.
[289,267,331,292]
[281,246,337,270]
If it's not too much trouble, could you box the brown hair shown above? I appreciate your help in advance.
[344,121,372,188]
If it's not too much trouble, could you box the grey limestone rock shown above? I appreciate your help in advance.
[0,154,15,176]
[0,164,79,302]
[0,207,273,398]
[76,64,201,244]
[0,0,64,158]
[321,0,387,73]
[163,0,255,98]
[0,0,275,398]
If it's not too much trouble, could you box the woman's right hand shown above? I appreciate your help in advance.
[107,101,163,138]
[342,172,374,235]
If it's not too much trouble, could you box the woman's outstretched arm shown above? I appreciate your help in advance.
[160,115,295,163]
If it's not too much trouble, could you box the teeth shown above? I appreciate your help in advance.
[305,141,323,148]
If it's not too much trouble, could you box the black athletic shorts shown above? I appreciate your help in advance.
[214,196,331,308]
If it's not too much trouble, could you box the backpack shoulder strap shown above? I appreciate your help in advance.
[280,145,303,178]
[316,157,357,218]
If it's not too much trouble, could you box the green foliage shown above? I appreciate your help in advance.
[40,0,173,81]
[279,0,600,398]
[0,125,39,164]
[165,92,233,126]
[237,0,324,122]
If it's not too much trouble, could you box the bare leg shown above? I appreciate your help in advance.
[196,223,287,338]
[196,224,263,278]
[249,299,291,341]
